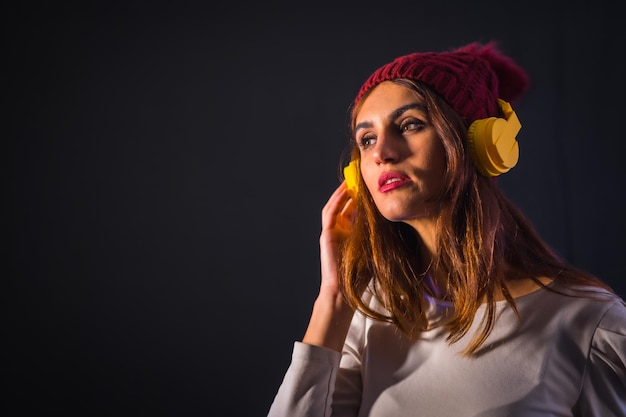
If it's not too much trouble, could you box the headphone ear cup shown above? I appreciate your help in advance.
[343,159,360,196]
[467,100,521,177]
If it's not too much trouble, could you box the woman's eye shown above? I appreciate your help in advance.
[359,135,376,149]
[400,119,426,132]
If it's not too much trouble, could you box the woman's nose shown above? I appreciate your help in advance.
[372,130,401,164]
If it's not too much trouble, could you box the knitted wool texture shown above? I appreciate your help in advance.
[353,42,530,125]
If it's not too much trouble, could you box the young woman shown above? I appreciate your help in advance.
[267,42,626,417]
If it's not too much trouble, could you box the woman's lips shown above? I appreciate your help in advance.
[378,171,412,193]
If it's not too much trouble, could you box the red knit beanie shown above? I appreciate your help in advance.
[353,42,529,125]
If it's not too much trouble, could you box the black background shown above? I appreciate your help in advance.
[6,1,625,416]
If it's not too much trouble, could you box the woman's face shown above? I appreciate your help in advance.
[354,81,447,223]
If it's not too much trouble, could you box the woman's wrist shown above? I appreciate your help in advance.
[302,293,354,352]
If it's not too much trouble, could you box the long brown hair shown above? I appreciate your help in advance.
[339,79,614,356]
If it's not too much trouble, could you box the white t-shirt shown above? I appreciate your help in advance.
[267,282,626,416]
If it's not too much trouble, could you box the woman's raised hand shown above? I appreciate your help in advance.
[302,181,357,351]
[319,181,356,292]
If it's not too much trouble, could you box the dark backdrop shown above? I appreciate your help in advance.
[6,1,625,416]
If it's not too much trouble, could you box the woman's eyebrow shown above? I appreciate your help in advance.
[391,103,427,119]
[354,120,373,133]
[355,102,427,133]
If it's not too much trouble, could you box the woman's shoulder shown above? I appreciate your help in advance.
[524,280,626,329]
[594,294,626,331]
[548,280,624,304]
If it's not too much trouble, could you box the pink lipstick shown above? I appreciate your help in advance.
[378,171,411,193]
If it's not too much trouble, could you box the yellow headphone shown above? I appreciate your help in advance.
[467,99,521,177]
[343,158,359,196]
